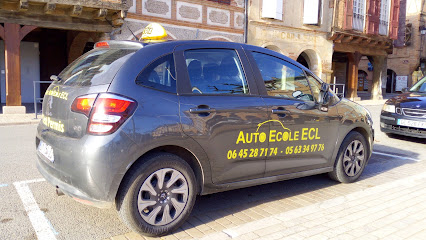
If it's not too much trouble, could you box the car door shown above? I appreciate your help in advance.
[246,49,341,177]
[175,43,269,184]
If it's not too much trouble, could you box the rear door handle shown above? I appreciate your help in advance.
[189,105,216,116]
[189,107,216,114]
[272,109,289,114]
[271,108,289,115]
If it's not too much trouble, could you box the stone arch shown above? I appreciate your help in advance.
[68,32,99,64]
[296,49,321,77]
[260,43,283,54]
[204,36,233,42]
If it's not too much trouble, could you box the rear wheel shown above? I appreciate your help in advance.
[329,131,368,183]
[117,153,197,237]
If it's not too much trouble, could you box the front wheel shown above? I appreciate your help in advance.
[329,131,368,183]
[117,153,197,237]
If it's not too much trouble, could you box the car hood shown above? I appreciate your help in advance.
[388,92,426,109]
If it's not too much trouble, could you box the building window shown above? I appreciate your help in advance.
[303,0,321,25]
[353,0,365,31]
[261,0,283,20]
[208,0,231,5]
[379,0,390,35]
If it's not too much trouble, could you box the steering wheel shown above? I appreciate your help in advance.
[192,86,203,94]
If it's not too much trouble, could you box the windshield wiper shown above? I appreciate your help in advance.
[50,75,62,82]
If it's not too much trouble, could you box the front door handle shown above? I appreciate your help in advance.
[272,107,289,117]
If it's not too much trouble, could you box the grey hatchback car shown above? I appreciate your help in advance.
[36,39,374,236]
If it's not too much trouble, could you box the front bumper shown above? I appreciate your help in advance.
[380,112,426,138]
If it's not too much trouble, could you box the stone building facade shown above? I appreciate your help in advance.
[385,0,425,90]
[357,0,424,94]
[116,0,245,42]
[247,0,334,83]
[248,0,400,101]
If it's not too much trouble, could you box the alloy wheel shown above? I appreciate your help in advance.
[137,168,189,226]
[342,140,365,177]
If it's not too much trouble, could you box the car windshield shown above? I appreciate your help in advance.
[409,76,426,92]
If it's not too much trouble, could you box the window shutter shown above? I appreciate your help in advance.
[344,0,353,30]
[262,0,283,20]
[366,0,381,34]
[303,0,320,25]
[389,0,400,39]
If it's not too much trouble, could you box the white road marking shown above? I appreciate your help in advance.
[0,183,8,188]
[372,151,421,162]
[14,180,57,240]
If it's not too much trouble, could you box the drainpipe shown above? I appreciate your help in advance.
[244,0,248,43]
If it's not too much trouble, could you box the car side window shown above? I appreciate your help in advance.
[136,54,176,93]
[184,49,249,95]
[251,52,314,101]
[305,72,322,103]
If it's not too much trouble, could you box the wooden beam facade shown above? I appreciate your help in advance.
[0,10,114,32]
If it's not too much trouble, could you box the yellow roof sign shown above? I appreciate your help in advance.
[140,23,168,41]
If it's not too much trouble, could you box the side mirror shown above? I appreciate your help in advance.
[318,83,330,112]
[320,82,329,92]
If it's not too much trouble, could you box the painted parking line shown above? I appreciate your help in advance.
[14,179,57,240]
[0,184,8,188]
[372,151,421,162]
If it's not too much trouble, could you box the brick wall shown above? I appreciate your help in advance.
[120,0,245,42]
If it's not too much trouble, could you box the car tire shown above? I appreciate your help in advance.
[117,153,197,237]
[328,131,368,183]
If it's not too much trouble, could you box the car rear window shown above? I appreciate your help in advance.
[57,48,137,86]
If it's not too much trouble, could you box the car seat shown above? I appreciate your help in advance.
[187,60,203,93]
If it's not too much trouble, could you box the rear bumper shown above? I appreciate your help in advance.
[35,123,137,208]
[380,112,426,138]
[36,156,112,208]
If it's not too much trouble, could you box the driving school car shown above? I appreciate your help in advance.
[380,76,426,138]
[36,24,374,237]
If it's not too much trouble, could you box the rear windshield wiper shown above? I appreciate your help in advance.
[50,75,62,82]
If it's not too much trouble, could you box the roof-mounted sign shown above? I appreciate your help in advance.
[140,23,167,41]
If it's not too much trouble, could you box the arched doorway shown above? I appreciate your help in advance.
[358,70,368,91]
[386,69,396,93]
[297,52,310,69]
[296,49,321,77]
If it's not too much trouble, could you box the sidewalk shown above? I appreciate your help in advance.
[105,159,426,240]
[0,113,40,126]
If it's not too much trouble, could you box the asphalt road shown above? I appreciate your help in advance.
[0,104,424,240]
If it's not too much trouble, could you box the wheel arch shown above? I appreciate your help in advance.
[115,145,205,207]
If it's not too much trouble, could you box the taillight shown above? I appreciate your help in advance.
[71,93,137,135]
[71,94,97,116]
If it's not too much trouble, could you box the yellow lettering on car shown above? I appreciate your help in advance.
[231,120,324,158]
[45,86,69,100]
[42,115,65,133]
